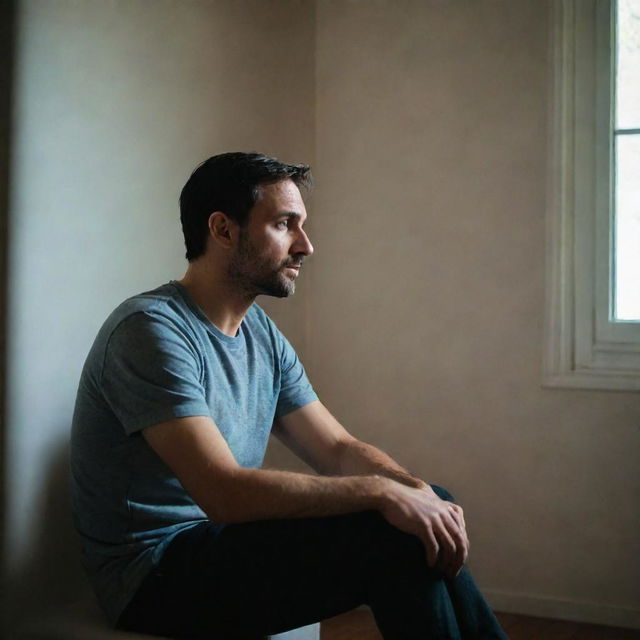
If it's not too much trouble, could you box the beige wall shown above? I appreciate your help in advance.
[4,0,314,630]
[3,0,639,633]
[307,0,640,628]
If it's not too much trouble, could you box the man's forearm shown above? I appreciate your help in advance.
[207,439,425,523]
[205,467,388,523]
[207,461,468,579]
[334,439,427,489]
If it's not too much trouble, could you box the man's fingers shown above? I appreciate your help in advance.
[448,504,466,533]
[380,483,470,576]
[431,513,459,572]
[423,524,439,567]
[447,504,470,557]
[441,509,467,575]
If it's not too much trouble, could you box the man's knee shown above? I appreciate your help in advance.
[430,484,455,503]
[349,511,426,568]
[339,489,459,570]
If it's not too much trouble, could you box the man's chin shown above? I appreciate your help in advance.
[256,278,295,298]
[272,284,295,298]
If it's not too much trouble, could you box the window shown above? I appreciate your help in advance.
[544,0,640,390]
[614,0,640,321]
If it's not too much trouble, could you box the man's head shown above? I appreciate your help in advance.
[227,179,312,298]
[180,152,312,262]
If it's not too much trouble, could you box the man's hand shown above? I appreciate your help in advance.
[273,403,470,578]
[378,480,469,580]
[144,409,470,579]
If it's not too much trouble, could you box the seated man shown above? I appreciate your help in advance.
[70,152,507,639]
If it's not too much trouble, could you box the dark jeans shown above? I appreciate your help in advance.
[117,486,507,640]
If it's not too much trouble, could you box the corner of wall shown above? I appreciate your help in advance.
[0,0,15,634]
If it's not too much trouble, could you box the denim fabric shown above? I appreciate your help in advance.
[118,485,507,640]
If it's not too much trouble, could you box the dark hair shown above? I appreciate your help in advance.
[179,152,312,261]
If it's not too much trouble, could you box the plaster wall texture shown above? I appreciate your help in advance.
[4,0,314,628]
[308,0,640,626]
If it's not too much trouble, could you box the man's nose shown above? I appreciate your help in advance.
[293,229,314,257]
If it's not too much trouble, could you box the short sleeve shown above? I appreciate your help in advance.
[274,331,318,418]
[101,312,211,435]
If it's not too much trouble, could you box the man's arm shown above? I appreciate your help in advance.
[273,401,426,488]
[272,400,469,574]
[144,407,468,577]
[143,414,386,522]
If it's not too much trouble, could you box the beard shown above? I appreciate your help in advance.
[228,231,299,298]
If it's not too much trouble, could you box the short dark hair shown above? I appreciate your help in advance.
[179,152,312,262]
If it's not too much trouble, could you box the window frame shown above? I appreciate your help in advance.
[544,0,640,391]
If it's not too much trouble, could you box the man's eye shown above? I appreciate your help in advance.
[276,221,288,229]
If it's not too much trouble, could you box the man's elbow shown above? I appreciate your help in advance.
[201,501,231,524]
[196,468,253,524]
[201,496,246,524]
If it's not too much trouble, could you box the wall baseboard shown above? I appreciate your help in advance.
[485,588,640,630]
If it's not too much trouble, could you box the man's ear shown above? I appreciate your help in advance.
[208,212,238,249]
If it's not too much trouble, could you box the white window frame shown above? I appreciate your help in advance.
[544,0,640,391]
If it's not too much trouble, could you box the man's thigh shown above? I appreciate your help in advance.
[120,508,429,639]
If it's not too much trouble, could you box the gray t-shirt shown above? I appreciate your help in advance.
[70,282,317,625]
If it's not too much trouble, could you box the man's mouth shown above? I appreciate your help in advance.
[283,264,301,278]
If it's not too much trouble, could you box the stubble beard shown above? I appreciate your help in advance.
[228,232,296,299]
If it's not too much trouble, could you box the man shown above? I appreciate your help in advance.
[71,152,507,639]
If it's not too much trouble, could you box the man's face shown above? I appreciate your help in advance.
[228,179,313,298]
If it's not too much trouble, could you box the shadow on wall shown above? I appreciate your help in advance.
[264,434,314,473]
[7,438,89,632]
[1,0,14,634]
[1,434,308,636]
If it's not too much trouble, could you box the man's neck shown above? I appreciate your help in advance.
[178,261,255,338]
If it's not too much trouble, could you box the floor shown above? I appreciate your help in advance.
[320,607,640,640]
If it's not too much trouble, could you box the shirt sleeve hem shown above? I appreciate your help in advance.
[274,392,319,419]
[122,404,212,436]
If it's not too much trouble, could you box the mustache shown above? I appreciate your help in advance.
[282,256,305,268]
